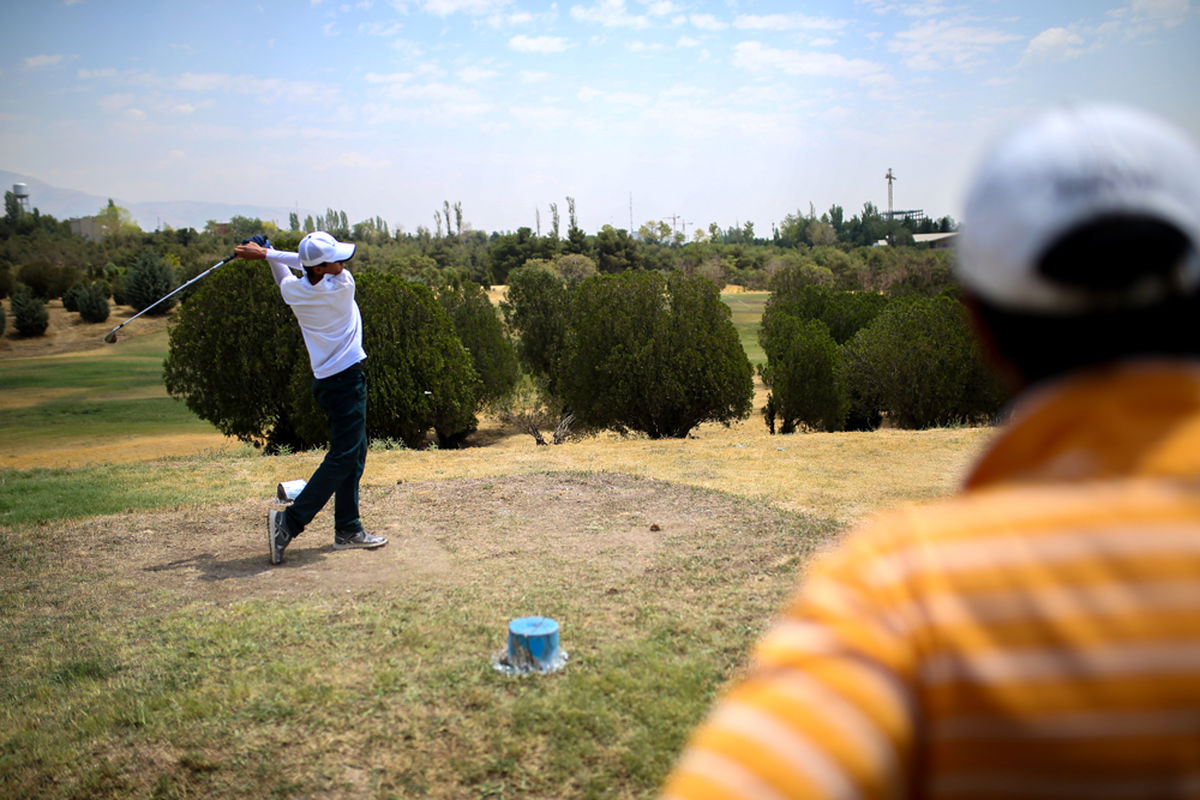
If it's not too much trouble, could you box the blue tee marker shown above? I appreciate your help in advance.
[497,616,567,674]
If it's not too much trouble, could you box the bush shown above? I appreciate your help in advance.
[759,317,846,433]
[501,264,572,397]
[18,261,79,300]
[62,281,87,313]
[164,265,479,452]
[437,281,519,409]
[0,303,5,337]
[560,271,753,438]
[763,283,887,345]
[76,283,111,323]
[10,286,49,337]
[356,273,479,449]
[124,251,177,315]
[0,264,14,299]
[164,262,304,451]
[842,295,1007,428]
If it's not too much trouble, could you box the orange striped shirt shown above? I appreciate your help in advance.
[661,362,1200,800]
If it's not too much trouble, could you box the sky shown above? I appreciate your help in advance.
[1,0,1197,238]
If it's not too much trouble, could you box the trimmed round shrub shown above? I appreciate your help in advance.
[164,265,479,452]
[124,251,177,315]
[842,295,1007,428]
[356,273,478,449]
[76,283,111,323]
[62,281,87,313]
[560,270,753,438]
[11,286,49,337]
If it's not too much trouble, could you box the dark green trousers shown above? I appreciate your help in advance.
[285,364,367,536]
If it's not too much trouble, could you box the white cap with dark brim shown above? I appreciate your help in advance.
[298,231,357,268]
[956,105,1200,313]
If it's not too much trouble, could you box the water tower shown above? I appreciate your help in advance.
[13,183,30,213]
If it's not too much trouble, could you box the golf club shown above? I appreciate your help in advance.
[102,252,237,343]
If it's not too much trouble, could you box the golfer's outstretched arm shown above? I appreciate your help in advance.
[235,241,300,286]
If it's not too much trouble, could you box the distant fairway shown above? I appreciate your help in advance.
[721,290,768,367]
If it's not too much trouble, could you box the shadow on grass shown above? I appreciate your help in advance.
[144,546,330,581]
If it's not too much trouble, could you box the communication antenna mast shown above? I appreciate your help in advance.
[884,168,897,218]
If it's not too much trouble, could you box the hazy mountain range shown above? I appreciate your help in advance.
[1,170,310,233]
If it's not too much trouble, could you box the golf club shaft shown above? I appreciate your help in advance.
[104,252,235,341]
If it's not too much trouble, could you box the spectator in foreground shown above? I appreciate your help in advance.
[660,105,1200,799]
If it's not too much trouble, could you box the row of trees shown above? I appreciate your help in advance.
[2,192,956,304]
[759,279,1008,431]
[162,257,752,450]
[5,195,996,447]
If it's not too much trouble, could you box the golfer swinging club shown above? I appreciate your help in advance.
[235,232,387,564]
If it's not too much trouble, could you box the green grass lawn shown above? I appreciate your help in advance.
[0,331,222,452]
[721,291,768,367]
[0,293,811,799]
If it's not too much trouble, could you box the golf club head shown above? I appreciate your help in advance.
[103,330,118,344]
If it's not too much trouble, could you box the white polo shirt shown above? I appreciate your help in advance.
[265,249,367,379]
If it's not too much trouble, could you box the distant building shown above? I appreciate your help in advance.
[69,216,103,242]
[912,232,958,249]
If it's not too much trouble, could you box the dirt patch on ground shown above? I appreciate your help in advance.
[42,472,822,611]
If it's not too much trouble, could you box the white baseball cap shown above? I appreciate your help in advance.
[298,231,356,268]
[957,105,1200,313]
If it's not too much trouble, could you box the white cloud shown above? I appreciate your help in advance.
[459,65,499,82]
[1102,0,1191,35]
[78,67,117,79]
[320,152,393,169]
[733,13,846,32]
[422,0,509,15]
[575,87,649,106]
[689,13,727,31]
[732,41,890,84]
[22,54,66,70]
[571,0,652,29]
[519,70,550,82]
[175,103,197,114]
[99,93,134,112]
[889,19,1021,70]
[509,104,572,128]
[677,35,700,47]
[647,1,682,16]
[1023,27,1085,62]
[167,72,332,103]
[509,34,570,53]
[359,20,404,35]
[485,6,557,27]
[627,41,665,52]
[1129,0,1190,27]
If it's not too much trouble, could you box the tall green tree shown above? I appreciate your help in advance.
[500,264,571,397]
[759,316,847,433]
[123,250,177,314]
[437,281,519,408]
